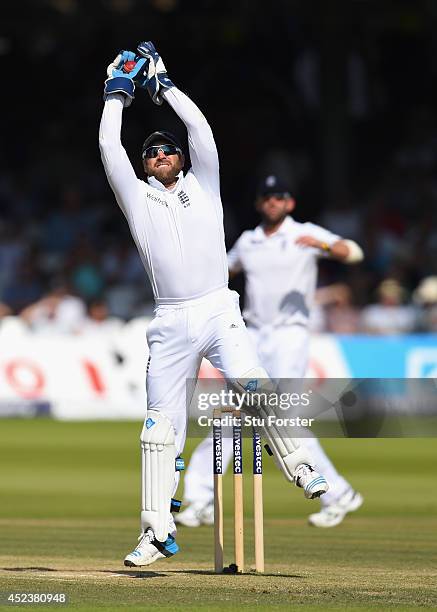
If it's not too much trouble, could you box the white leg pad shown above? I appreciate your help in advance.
[234,367,314,482]
[140,410,176,542]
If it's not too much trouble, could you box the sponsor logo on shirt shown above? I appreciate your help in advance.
[177,190,190,208]
[146,192,168,207]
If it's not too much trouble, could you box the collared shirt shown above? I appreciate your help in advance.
[227,216,340,327]
[99,88,228,303]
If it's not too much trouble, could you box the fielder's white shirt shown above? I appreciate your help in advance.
[227,216,340,327]
[99,88,228,303]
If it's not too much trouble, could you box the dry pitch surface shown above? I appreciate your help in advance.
[0,420,436,610]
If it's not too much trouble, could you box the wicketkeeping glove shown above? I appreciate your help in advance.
[103,51,149,108]
[135,41,175,105]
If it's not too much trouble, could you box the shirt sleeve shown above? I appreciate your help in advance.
[162,88,219,196]
[99,94,142,218]
[227,235,244,273]
[303,222,341,257]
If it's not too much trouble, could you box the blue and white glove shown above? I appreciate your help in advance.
[104,51,149,108]
[135,41,175,105]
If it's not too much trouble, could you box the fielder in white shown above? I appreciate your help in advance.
[100,42,330,568]
[177,175,364,529]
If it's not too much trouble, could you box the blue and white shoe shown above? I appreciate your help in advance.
[294,464,329,499]
[124,528,179,567]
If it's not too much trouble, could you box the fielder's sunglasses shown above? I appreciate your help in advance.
[261,192,291,200]
[142,144,182,159]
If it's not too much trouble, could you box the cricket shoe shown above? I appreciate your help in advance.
[124,528,179,567]
[294,464,329,499]
[308,488,364,528]
[174,501,215,527]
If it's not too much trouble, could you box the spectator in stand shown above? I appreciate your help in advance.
[102,241,148,286]
[0,222,29,298]
[67,236,105,300]
[361,278,417,335]
[413,276,437,332]
[41,186,88,267]
[0,302,11,319]
[77,297,123,335]
[315,283,361,334]
[319,191,363,244]
[1,256,44,314]
[20,278,86,334]
[101,240,154,318]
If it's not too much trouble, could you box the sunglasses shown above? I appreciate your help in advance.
[142,144,182,159]
[261,192,290,200]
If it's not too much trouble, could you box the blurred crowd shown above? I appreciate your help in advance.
[1,1,437,335]
[1,118,437,334]
[1,271,437,336]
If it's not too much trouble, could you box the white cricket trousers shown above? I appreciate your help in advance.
[183,323,351,508]
[146,286,259,532]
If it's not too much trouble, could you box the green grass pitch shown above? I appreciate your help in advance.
[0,419,436,610]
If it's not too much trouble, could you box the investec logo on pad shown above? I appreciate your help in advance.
[146,192,168,207]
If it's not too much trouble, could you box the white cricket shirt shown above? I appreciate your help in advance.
[227,216,340,327]
[99,88,228,303]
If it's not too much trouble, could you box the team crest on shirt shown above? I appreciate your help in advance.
[177,190,191,208]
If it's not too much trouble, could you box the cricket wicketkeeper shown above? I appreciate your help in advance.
[99,41,329,568]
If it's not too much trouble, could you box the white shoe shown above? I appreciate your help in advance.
[124,528,179,567]
[294,463,329,499]
[174,501,214,527]
[308,488,364,528]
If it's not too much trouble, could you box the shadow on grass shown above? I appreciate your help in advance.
[101,570,166,578]
[102,568,304,579]
[2,567,165,578]
[2,567,57,572]
[147,569,304,579]
[2,567,303,580]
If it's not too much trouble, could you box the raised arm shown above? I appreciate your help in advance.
[295,223,364,264]
[99,95,141,216]
[135,41,220,194]
[99,52,148,216]
[162,88,219,194]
